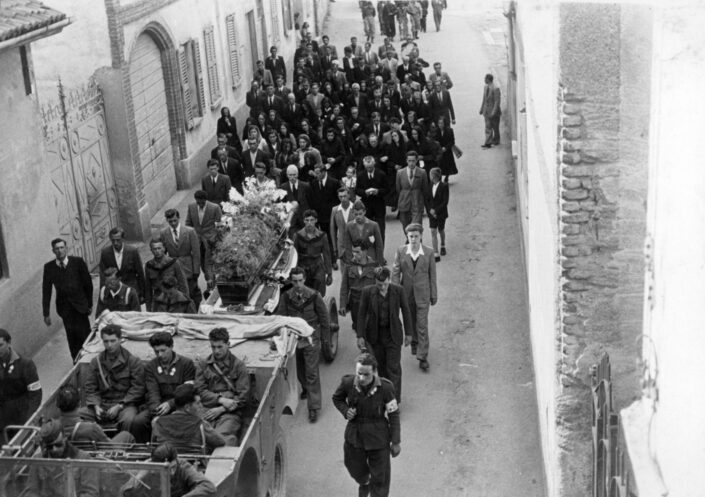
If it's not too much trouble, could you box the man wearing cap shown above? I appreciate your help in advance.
[0,329,41,444]
[194,327,251,446]
[152,383,226,453]
[145,331,196,418]
[81,324,151,442]
[391,223,437,372]
[24,419,99,497]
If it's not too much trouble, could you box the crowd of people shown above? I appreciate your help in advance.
[2,3,502,497]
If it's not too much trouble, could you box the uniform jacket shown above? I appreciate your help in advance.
[185,201,222,243]
[152,410,226,452]
[84,346,146,406]
[60,413,112,443]
[42,256,93,317]
[329,202,354,257]
[201,173,232,204]
[145,353,197,413]
[357,283,412,346]
[25,444,98,497]
[159,224,201,280]
[395,166,430,213]
[391,243,437,305]
[343,218,384,263]
[293,228,333,280]
[95,282,140,318]
[428,181,449,219]
[428,88,456,122]
[277,285,330,341]
[195,351,250,410]
[339,256,379,309]
[0,349,41,424]
[144,256,189,309]
[99,245,145,299]
[332,374,400,449]
[480,82,502,117]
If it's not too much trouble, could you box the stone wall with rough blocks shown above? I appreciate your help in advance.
[554,3,652,495]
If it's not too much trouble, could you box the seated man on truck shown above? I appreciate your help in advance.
[24,419,99,497]
[152,383,226,453]
[80,324,151,442]
[57,384,135,444]
[145,331,196,417]
[194,327,251,446]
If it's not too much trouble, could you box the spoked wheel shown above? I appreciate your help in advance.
[321,296,339,363]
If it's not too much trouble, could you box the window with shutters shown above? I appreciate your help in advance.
[225,14,243,89]
[270,0,280,43]
[178,39,206,130]
[203,26,222,107]
[282,0,292,33]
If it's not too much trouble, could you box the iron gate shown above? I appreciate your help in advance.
[592,353,637,497]
[41,77,119,269]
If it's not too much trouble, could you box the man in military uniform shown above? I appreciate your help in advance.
[194,327,251,446]
[145,331,196,417]
[56,384,135,444]
[332,353,401,497]
[24,419,99,497]
[293,209,333,297]
[80,324,151,442]
[276,267,330,423]
[339,241,380,333]
[0,329,41,444]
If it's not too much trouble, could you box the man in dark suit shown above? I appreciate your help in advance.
[185,190,223,290]
[356,267,412,401]
[311,164,341,267]
[213,148,242,194]
[428,80,456,126]
[427,167,449,261]
[42,238,93,360]
[160,209,201,307]
[479,72,501,148]
[259,84,284,116]
[282,93,307,131]
[346,83,369,118]
[202,159,232,204]
[265,46,286,81]
[283,165,313,236]
[241,137,271,179]
[356,156,388,242]
[211,133,240,160]
[99,227,145,302]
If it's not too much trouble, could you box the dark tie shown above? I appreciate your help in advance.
[291,183,297,196]
[221,161,227,173]
[60,261,66,270]
[319,180,323,190]
[270,97,273,106]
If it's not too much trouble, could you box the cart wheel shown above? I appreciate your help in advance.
[321,296,339,363]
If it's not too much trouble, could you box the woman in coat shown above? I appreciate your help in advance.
[435,116,458,182]
[382,129,407,208]
[216,107,241,151]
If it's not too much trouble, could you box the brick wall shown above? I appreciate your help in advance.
[554,4,651,495]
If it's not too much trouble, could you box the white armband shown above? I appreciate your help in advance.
[27,381,42,392]
[385,399,398,413]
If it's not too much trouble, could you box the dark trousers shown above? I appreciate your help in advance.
[371,338,402,401]
[349,293,362,332]
[59,307,91,361]
[187,276,202,307]
[79,404,151,443]
[0,398,30,444]
[344,442,391,497]
[296,338,322,411]
[484,114,501,145]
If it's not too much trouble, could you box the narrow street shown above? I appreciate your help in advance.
[282,2,546,496]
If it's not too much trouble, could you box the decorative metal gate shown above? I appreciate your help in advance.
[41,78,119,269]
[592,353,637,497]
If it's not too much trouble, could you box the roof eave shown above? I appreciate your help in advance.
[0,16,71,52]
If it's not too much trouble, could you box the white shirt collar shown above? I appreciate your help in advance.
[56,257,69,267]
[406,244,424,259]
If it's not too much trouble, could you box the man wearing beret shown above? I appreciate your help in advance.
[24,419,99,497]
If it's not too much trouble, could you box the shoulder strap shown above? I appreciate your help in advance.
[70,422,82,441]
[211,362,237,394]
[124,287,131,305]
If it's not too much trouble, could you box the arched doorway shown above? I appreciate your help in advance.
[128,31,177,216]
